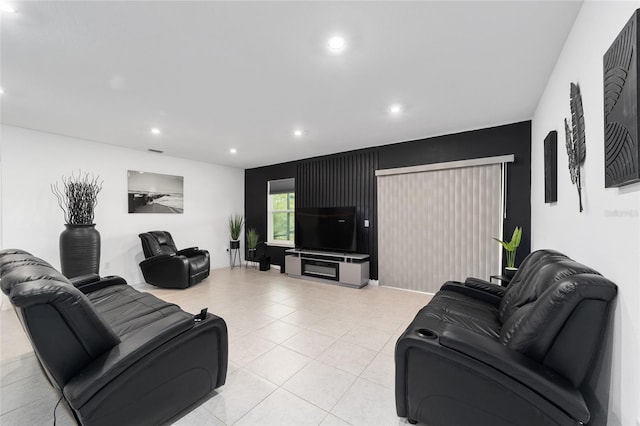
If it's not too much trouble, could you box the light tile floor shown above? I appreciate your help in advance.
[0,266,431,425]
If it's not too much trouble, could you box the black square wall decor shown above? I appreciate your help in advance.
[544,131,558,203]
[604,9,640,187]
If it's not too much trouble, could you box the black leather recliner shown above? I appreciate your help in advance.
[0,249,227,426]
[139,230,210,289]
[395,249,617,426]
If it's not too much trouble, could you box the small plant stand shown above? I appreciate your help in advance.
[245,250,258,269]
[229,240,241,269]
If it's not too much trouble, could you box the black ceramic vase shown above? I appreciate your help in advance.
[59,224,101,278]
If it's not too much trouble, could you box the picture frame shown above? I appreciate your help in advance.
[604,10,640,187]
[127,170,184,213]
[544,131,558,203]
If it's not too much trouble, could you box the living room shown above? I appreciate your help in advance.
[1,2,639,426]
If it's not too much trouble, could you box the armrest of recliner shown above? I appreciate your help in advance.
[464,277,507,298]
[440,282,502,306]
[439,327,589,423]
[63,312,194,409]
[176,247,200,257]
[71,274,128,294]
[140,254,190,271]
[70,274,101,287]
[140,253,177,265]
[139,254,190,287]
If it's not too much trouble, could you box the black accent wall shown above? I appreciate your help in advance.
[245,121,532,279]
[245,161,297,269]
[297,151,379,276]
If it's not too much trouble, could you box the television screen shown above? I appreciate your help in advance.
[295,207,357,252]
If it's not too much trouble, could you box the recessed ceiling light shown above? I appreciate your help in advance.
[1,4,16,13]
[229,148,237,154]
[327,35,346,53]
[293,129,303,137]
[150,127,161,135]
[388,104,403,115]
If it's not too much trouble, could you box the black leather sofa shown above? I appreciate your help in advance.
[139,230,210,289]
[395,249,617,426]
[0,249,227,426]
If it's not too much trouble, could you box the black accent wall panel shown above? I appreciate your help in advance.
[245,121,532,279]
[244,161,297,269]
[296,151,379,278]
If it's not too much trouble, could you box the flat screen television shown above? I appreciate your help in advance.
[295,207,357,253]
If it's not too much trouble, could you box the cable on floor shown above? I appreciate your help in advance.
[53,395,63,426]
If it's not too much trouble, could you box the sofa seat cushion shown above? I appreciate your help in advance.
[86,285,186,339]
[414,289,501,340]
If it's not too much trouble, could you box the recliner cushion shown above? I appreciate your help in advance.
[413,289,501,340]
[86,285,184,340]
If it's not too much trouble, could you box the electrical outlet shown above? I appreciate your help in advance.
[364,220,370,228]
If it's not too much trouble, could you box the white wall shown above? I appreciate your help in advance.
[0,125,244,291]
[531,2,640,425]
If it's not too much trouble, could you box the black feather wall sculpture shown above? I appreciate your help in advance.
[564,82,587,212]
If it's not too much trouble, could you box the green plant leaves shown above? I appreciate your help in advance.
[246,227,260,249]
[492,238,513,251]
[511,227,522,249]
[494,226,523,268]
[229,214,243,240]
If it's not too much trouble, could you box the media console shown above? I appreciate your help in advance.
[285,249,369,288]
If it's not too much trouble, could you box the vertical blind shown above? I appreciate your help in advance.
[377,163,503,293]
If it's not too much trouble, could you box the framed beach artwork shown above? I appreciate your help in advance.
[127,170,184,213]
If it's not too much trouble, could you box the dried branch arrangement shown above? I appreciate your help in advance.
[51,171,103,225]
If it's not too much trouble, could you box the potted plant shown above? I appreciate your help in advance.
[246,228,259,260]
[228,214,243,250]
[51,171,103,278]
[493,226,522,279]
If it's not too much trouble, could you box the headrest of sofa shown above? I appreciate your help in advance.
[0,251,62,295]
[0,249,120,358]
[0,248,32,256]
[498,249,569,322]
[499,257,617,359]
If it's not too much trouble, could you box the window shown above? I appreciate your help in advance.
[267,178,295,246]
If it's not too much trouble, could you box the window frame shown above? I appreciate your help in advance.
[267,180,295,247]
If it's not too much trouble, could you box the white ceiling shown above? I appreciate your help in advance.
[0,1,582,169]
